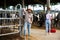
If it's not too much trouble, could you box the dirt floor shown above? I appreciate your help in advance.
[31,29,60,40]
[0,25,60,40]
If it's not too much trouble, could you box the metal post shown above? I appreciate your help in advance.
[47,0,50,7]
[47,0,51,32]
[47,0,50,11]
[22,0,24,8]
[4,0,6,9]
[43,5,46,13]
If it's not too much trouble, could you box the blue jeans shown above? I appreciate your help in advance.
[24,22,31,36]
[45,20,51,33]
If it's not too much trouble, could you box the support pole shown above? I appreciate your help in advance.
[33,5,34,11]
[22,0,24,8]
[4,0,6,9]
[43,5,45,13]
[47,0,50,12]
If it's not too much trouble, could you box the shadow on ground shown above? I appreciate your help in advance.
[0,33,24,40]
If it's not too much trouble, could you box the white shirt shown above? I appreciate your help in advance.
[46,13,52,20]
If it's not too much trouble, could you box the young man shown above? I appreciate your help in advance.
[23,8,33,38]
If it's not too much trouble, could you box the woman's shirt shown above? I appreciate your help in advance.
[46,13,52,20]
[24,11,33,23]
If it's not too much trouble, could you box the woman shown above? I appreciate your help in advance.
[45,11,52,34]
[23,8,33,38]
